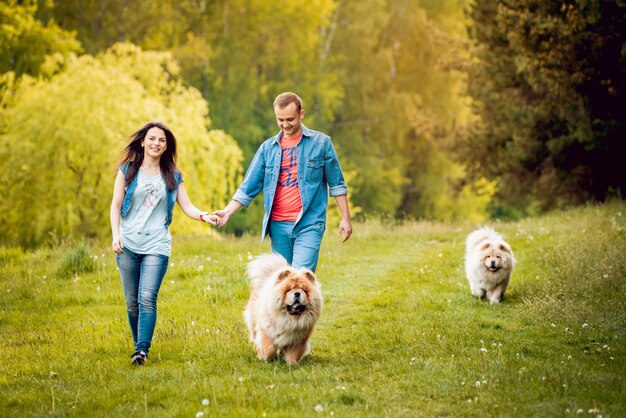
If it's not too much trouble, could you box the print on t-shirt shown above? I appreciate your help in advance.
[278,146,298,187]
[271,135,303,221]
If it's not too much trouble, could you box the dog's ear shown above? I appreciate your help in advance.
[303,271,316,283]
[498,243,512,254]
[276,269,292,282]
[481,242,491,250]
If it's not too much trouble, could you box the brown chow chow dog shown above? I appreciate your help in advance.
[465,227,515,304]
[244,253,323,365]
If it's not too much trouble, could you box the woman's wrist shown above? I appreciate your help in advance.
[199,211,208,221]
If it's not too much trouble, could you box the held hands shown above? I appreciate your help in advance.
[338,219,353,242]
[209,209,231,228]
[200,212,220,226]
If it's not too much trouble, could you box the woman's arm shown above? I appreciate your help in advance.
[110,170,126,253]
[176,182,218,224]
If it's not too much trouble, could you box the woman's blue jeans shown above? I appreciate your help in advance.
[116,249,169,354]
[269,221,325,272]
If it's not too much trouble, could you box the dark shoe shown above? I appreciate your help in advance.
[131,351,147,366]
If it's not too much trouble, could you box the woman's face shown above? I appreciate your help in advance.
[141,127,167,159]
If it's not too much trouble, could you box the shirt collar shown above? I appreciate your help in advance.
[271,124,312,144]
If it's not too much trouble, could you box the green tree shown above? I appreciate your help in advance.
[0,0,80,77]
[466,0,626,212]
[0,42,242,247]
[328,0,475,219]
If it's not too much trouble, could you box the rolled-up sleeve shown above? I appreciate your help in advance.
[233,144,266,207]
[324,138,348,197]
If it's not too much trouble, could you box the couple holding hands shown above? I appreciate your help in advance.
[110,92,352,365]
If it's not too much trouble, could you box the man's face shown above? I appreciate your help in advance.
[275,102,304,138]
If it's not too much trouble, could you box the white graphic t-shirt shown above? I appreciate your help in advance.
[120,169,172,256]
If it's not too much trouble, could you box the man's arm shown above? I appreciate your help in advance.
[334,194,352,242]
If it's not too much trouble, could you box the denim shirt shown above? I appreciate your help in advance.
[119,162,183,227]
[233,125,348,240]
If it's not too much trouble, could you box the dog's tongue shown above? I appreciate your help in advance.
[287,303,306,315]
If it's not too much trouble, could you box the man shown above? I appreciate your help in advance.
[211,92,352,271]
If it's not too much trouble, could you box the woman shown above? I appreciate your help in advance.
[110,121,216,365]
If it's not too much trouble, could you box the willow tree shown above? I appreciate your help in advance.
[0,43,242,247]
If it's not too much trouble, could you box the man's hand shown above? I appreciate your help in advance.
[210,209,232,228]
[338,219,352,242]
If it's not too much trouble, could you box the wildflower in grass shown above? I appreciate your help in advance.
[583,323,589,328]
[197,265,204,272]
[238,376,244,382]
[267,384,275,389]
[576,409,583,414]
[196,412,204,418]
[603,274,609,279]
[438,253,443,257]
[202,399,209,406]
[480,347,488,353]
[551,324,556,327]
[475,381,481,388]
[314,404,324,412]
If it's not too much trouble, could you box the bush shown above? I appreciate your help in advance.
[56,243,95,278]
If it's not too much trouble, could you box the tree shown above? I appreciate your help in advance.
[0,0,80,77]
[466,0,626,212]
[0,43,242,247]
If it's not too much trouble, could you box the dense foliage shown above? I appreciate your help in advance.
[466,0,626,214]
[0,42,241,246]
[1,0,622,245]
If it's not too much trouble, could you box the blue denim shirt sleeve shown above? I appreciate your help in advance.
[324,138,348,197]
[233,142,267,207]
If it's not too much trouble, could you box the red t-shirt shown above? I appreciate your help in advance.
[271,134,303,221]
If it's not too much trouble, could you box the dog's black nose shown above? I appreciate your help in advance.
[490,261,496,267]
[294,292,301,299]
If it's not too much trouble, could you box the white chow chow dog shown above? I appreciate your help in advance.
[465,227,515,304]
[244,253,323,365]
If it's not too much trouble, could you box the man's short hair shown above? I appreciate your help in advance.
[273,92,302,113]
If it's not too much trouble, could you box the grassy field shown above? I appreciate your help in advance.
[1,202,625,417]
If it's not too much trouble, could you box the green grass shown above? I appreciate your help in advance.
[1,202,625,417]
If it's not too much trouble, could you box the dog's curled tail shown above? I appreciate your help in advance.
[246,253,290,287]
[466,226,503,251]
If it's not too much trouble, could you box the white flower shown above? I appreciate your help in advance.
[603,274,609,279]
[583,323,588,328]
[475,381,481,387]
[551,324,556,327]
[197,265,204,272]
[480,347,488,353]
[196,412,204,418]
[202,399,209,406]
[238,376,244,382]
[314,404,324,412]
[438,253,443,257]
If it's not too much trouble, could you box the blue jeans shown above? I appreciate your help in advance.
[116,249,169,354]
[269,221,325,272]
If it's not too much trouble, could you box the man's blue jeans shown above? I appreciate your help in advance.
[116,249,169,354]
[269,221,325,272]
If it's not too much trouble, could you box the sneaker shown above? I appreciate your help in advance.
[130,351,147,366]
